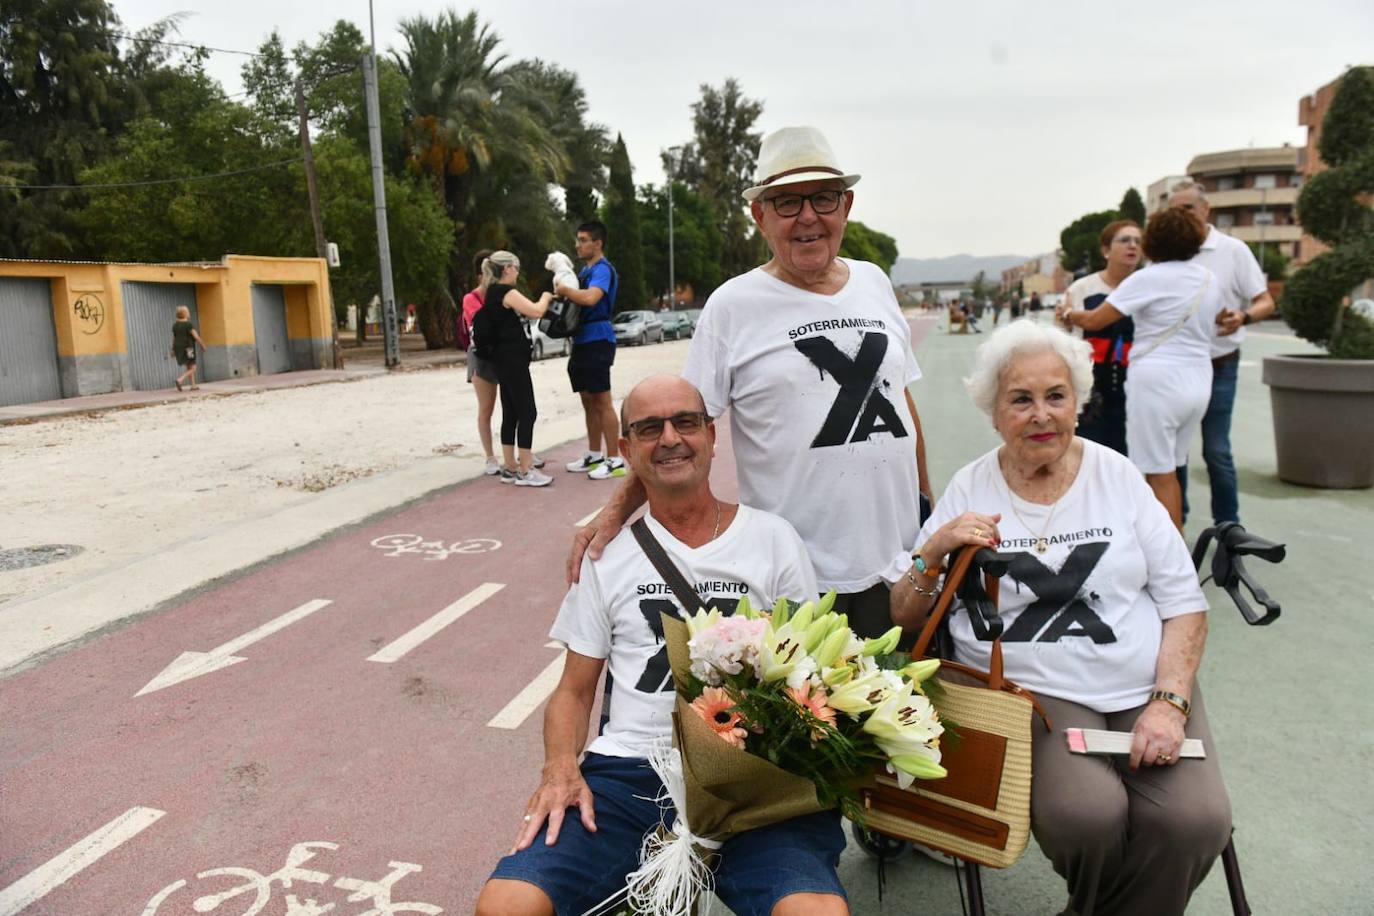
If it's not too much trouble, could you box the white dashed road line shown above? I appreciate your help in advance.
[487,642,567,729]
[366,582,505,663]
[0,807,165,916]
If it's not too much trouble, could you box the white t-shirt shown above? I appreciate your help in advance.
[1063,272,1116,340]
[1107,261,1221,367]
[683,259,923,592]
[552,505,818,759]
[1191,225,1270,358]
[918,440,1207,712]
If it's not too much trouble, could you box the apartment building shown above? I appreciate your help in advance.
[1185,146,1302,261]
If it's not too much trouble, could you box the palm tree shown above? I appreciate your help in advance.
[393,10,575,345]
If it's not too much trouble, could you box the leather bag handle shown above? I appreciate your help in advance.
[630,518,707,615]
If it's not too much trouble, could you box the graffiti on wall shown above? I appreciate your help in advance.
[73,294,106,334]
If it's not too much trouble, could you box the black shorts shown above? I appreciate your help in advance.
[567,339,615,393]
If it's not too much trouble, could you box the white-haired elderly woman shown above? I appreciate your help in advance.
[890,320,1231,916]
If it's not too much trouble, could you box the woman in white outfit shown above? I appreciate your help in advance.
[1059,207,1220,528]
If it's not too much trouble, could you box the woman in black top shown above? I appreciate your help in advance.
[171,305,206,391]
[475,251,553,487]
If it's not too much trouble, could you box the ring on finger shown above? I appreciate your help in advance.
[523,814,532,822]
[972,527,985,538]
[1155,751,1172,762]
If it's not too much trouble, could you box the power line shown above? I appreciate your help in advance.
[110,30,261,58]
[9,157,302,191]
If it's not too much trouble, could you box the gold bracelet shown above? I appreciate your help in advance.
[1149,689,1191,718]
[906,566,940,598]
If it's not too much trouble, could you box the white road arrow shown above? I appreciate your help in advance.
[136,599,333,697]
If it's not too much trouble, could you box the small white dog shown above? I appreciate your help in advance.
[545,251,579,296]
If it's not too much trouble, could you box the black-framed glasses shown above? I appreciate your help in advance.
[761,189,846,217]
[626,411,709,440]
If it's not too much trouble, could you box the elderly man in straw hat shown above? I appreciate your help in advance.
[570,126,931,642]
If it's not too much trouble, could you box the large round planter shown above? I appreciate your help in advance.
[1262,354,1374,488]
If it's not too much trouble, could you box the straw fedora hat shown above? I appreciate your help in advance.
[741,126,861,201]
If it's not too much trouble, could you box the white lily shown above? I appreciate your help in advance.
[684,607,721,640]
[826,669,895,716]
[900,658,941,684]
[821,665,854,687]
[861,625,903,657]
[812,627,851,670]
[757,621,805,683]
[862,683,945,787]
[789,600,816,635]
[785,655,819,691]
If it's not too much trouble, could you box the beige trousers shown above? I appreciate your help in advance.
[1031,685,1233,916]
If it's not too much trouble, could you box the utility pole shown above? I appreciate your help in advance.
[362,51,400,367]
[296,79,343,369]
[664,146,681,309]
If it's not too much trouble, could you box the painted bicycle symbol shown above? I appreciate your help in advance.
[141,841,442,915]
[369,534,502,561]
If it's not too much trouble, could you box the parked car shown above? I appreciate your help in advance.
[524,318,570,360]
[613,310,665,346]
[660,310,693,340]
[682,308,704,334]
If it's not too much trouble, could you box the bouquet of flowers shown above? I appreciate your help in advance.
[618,593,947,916]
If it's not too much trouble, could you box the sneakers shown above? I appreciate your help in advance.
[514,468,553,487]
[498,467,518,484]
[532,455,546,470]
[589,458,627,480]
[565,453,604,473]
[484,456,502,476]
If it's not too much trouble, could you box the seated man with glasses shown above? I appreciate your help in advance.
[478,374,848,916]
[573,125,931,645]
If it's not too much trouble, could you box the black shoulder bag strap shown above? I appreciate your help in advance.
[630,517,707,614]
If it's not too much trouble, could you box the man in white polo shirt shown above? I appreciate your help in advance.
[1168,179,1277,525]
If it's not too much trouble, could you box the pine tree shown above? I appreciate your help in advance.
[1118,187,1146,226]
[602,133,647,310]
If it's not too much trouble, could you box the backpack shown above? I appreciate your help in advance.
[539,260,618,339]
[471,299,497,359]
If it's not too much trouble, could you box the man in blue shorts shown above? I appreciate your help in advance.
[556,220,625,480]
[476,375,849,916]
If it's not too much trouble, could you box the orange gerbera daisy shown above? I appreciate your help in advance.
[789,682,838,738]
[691,686,748,749]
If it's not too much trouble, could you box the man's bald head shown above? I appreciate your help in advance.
[620,375,709,436]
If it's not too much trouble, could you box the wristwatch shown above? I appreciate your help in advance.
[1241,309,1253,326]
[1149,690,1192,718]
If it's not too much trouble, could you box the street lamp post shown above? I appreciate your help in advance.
[664,146,682,309]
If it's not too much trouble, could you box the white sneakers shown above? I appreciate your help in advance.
[588,458,627,480]
[484,456,502,476]
[514,468,553,487]
[565,453,604,473]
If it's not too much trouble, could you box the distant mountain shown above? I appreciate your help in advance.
[889,254,1028,286]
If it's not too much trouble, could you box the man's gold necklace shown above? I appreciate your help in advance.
[710,500,722,542]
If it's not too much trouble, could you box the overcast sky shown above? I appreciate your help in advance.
[114,0,1372,261]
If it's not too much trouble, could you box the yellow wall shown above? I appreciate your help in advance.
[1,255,333,390]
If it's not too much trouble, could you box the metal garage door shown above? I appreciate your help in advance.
[122,282,200,391]
[0,278,62,407]
[251,284,292,375]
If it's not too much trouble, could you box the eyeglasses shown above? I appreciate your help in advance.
[1113,236,1142,246]
[626,411,709,440]
[761,189,846,218]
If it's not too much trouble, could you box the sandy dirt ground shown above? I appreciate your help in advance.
[0,339,691,606]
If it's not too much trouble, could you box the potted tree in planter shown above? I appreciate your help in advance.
[1262,66,1374,488]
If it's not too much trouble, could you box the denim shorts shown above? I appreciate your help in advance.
[489,753,847,916]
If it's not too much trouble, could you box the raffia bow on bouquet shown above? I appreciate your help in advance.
[589,595,949,916]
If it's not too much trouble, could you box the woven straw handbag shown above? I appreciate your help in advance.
[856,546,1049,869]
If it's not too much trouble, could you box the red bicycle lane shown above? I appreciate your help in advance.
[0,426,742,915]
[0,317,930,915]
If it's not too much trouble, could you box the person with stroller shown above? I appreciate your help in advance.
[890,320,1231,916]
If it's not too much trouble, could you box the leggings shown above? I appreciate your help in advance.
[495,353,537,450]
